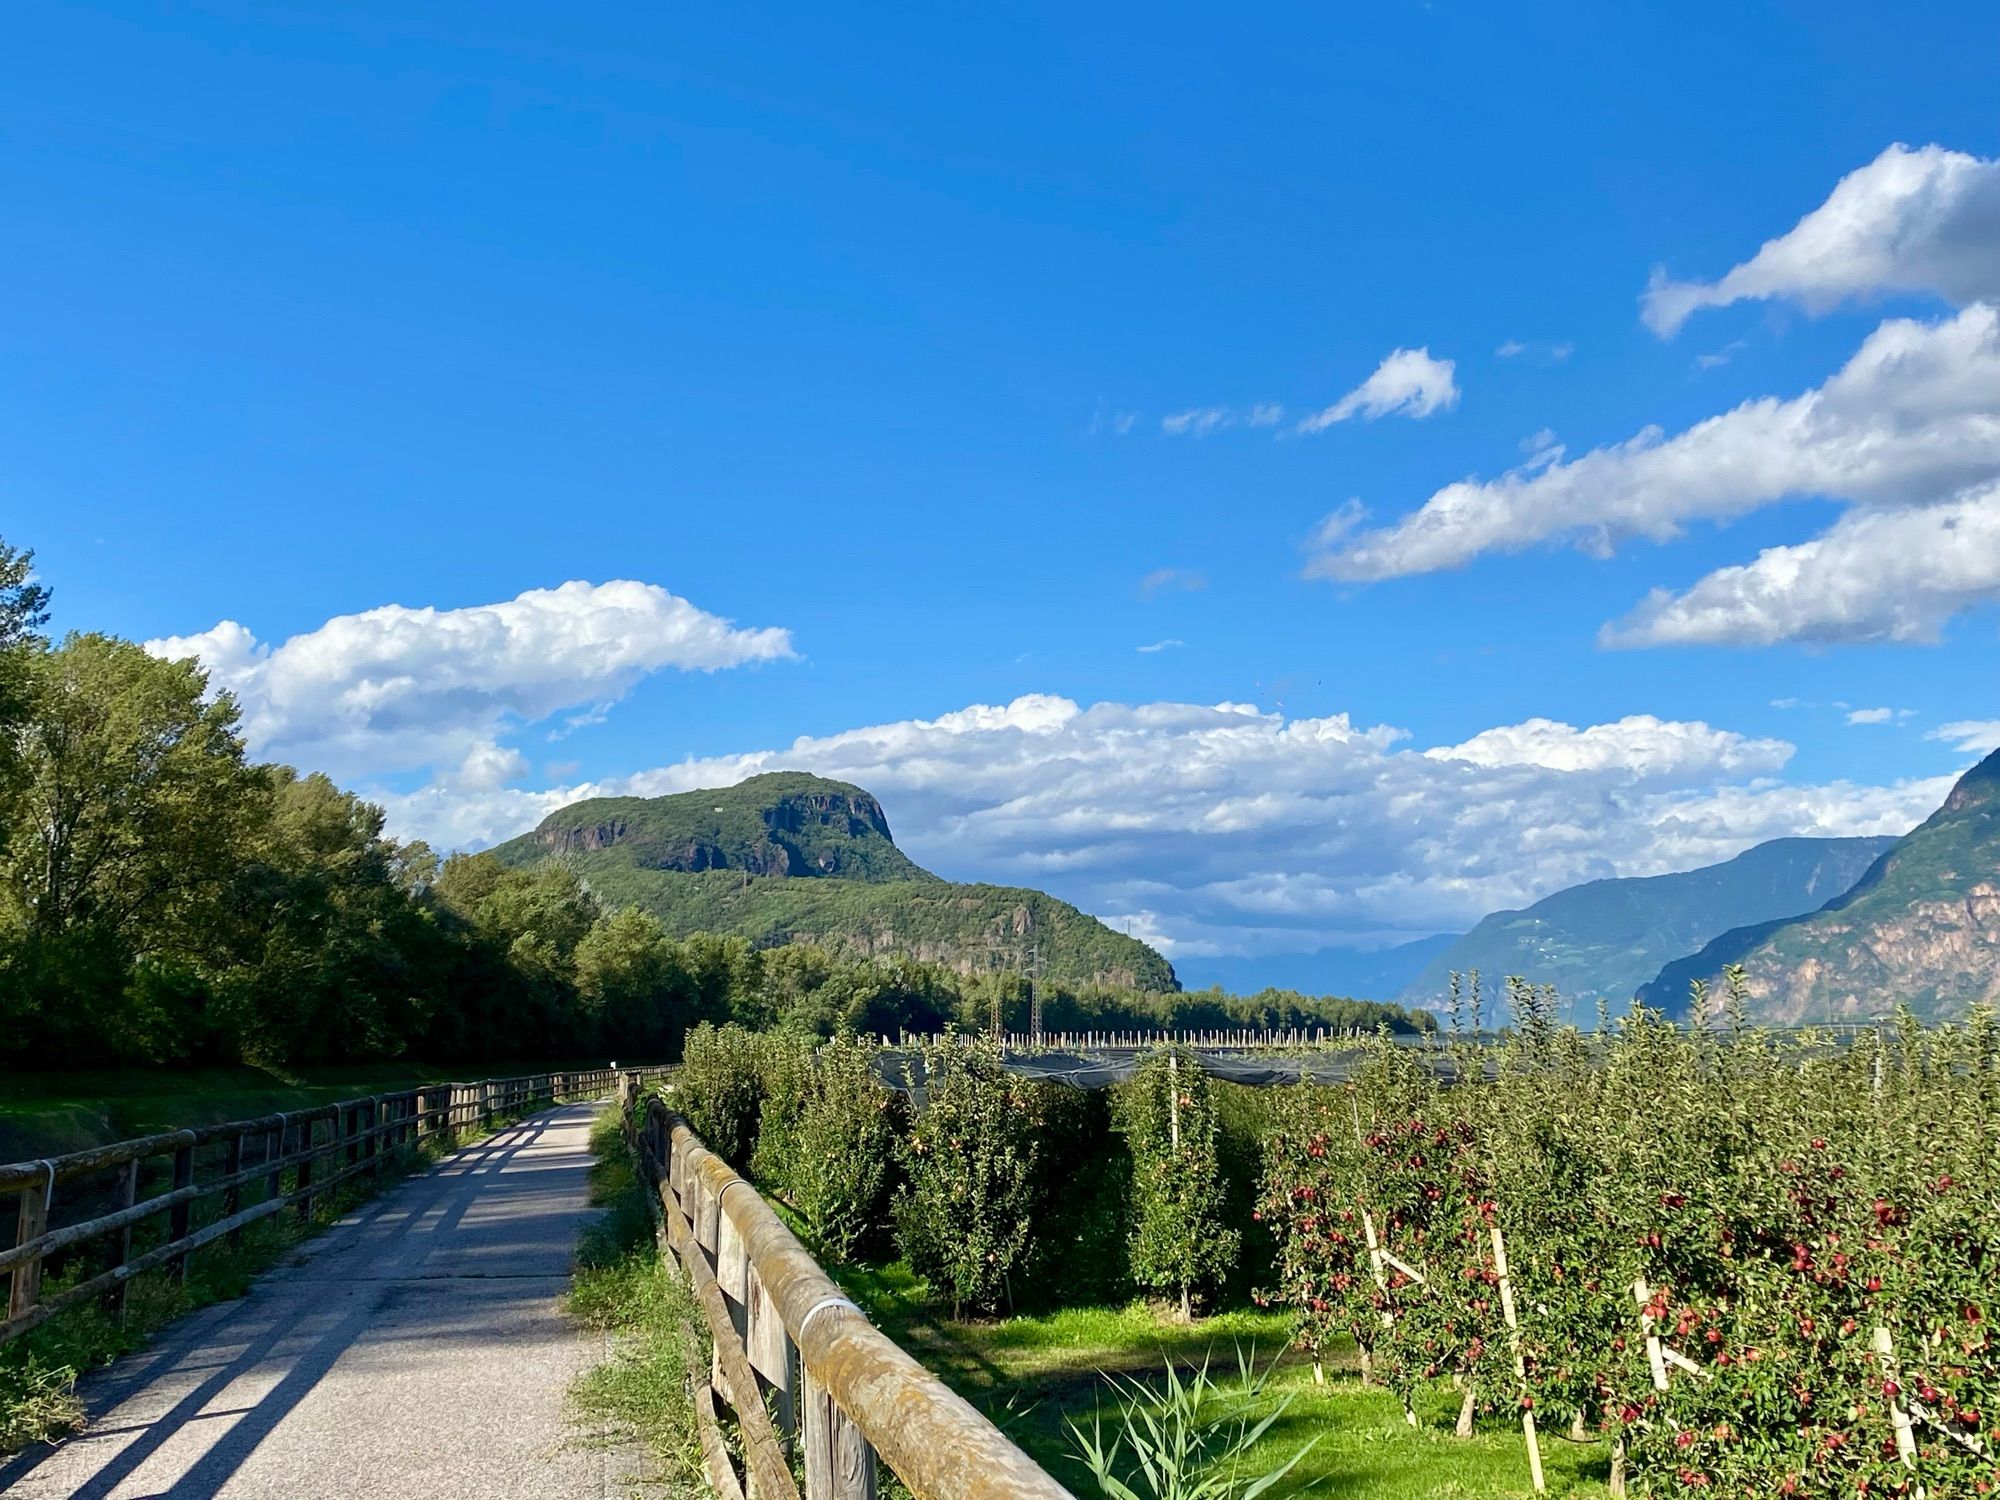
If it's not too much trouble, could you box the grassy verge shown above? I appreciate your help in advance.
[0,1104,545,1456]
[811,1251,1614,1500]
[567,1109,705,1494]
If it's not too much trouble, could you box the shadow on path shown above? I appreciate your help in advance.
[0,1106,624,1500]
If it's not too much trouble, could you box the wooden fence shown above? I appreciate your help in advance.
[2,1067,648,1345]
[623,1083,1075,1500]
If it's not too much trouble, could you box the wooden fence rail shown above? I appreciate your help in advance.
[2,1066,655,1346]
[622,1085,1075,1500]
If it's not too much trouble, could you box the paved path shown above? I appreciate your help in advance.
[1,1103,646,1500]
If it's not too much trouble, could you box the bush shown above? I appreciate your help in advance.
[787,1034,899,1262]
[674,1022,768,1167]
[1115,1047,1240,1317]
[893,1040,1041,1316]
[749,1030,818,1194]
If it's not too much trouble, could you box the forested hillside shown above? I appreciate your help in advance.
[490,774,1177,990]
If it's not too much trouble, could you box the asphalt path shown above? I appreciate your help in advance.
[0,1102,647,1500]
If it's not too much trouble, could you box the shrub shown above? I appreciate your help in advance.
[749,1030,818,1194]
[1114,1048,1240,1317]
[893,1039,1041,1316]
[675,1022,768,1167]
[787,1034,899,1262]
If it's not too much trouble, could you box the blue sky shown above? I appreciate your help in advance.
[6,3,1999,984]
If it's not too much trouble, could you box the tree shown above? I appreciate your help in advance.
[0,633,267,1059]
[894,1041,1041,1316]
[5,633,266,949]
[218,770,443,1065]
[1116,1047,1240,1318]
[0,537,51,817]
[574,905,696,1053]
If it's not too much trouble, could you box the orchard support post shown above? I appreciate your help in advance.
[1490,1223,1544,1493]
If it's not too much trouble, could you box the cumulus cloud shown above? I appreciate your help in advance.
[377,694,1942,964]
[1644,144,2000,336]
[1602,486,2000,647]
[1312,303,2000,584]
[1425,715,1792,780]
[1846,707,1895,725]
[1930,719,2000,754]
[1294,348,1459,434]
[146,580,795,778]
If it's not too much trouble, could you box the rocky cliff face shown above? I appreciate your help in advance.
[517,774,928,883]
[1639,748,2000,1022]
[486,771,1179,991]
[1397,834,1897,1011]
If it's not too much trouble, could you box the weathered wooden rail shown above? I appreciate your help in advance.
[2,1067,651,1345]
[622,1084,1075,1500]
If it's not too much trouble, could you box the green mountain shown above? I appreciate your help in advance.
[1639,749,2000,1024]
[1398,835,1898,1013]
[490,772,1178,991]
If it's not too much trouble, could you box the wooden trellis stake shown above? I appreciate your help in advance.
[1872,1326,1923,1494]
[1490,1223,1544,1493]
[1359,1208,1417,1426]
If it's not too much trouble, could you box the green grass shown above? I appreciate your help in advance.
[808,1252,1613,1500]
[567,1110,706,1493]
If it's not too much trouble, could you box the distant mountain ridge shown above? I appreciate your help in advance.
[1639,749,2000,1023]
[490,772,1178,992]
[1398,835,1899,1012]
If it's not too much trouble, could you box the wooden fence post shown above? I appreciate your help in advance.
[266,1118,286,1205]
[168,1136,195,1282]
[110,1158,139,1322]
[296,1120,317,1221]
[9,1171,52,1323]
[803,1367,876,1500]
[224,1133,246,1248]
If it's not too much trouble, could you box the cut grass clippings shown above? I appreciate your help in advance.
[568,1110,706,1495]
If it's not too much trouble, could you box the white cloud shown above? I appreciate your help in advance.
[1847,707,1895,725]
[1425,715,1791,780]
[146,580,795,779]
[378,694,1943,963]
[1248,402,1285,428]
[1644,144,2000,336]
[1496,339,1573,363]
[1312,303,2000,586]
[1295,348,1459,434]
[1139,567,1207,596]
[1602,486,2000,647]
[1136,639,1185,654]
[1930,720,2000,754]
[1161,407,1232,437]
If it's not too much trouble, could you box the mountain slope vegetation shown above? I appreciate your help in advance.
[1399,835,1898,1011]
[1640,748,2000,1023]
[491,773,1178,991]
